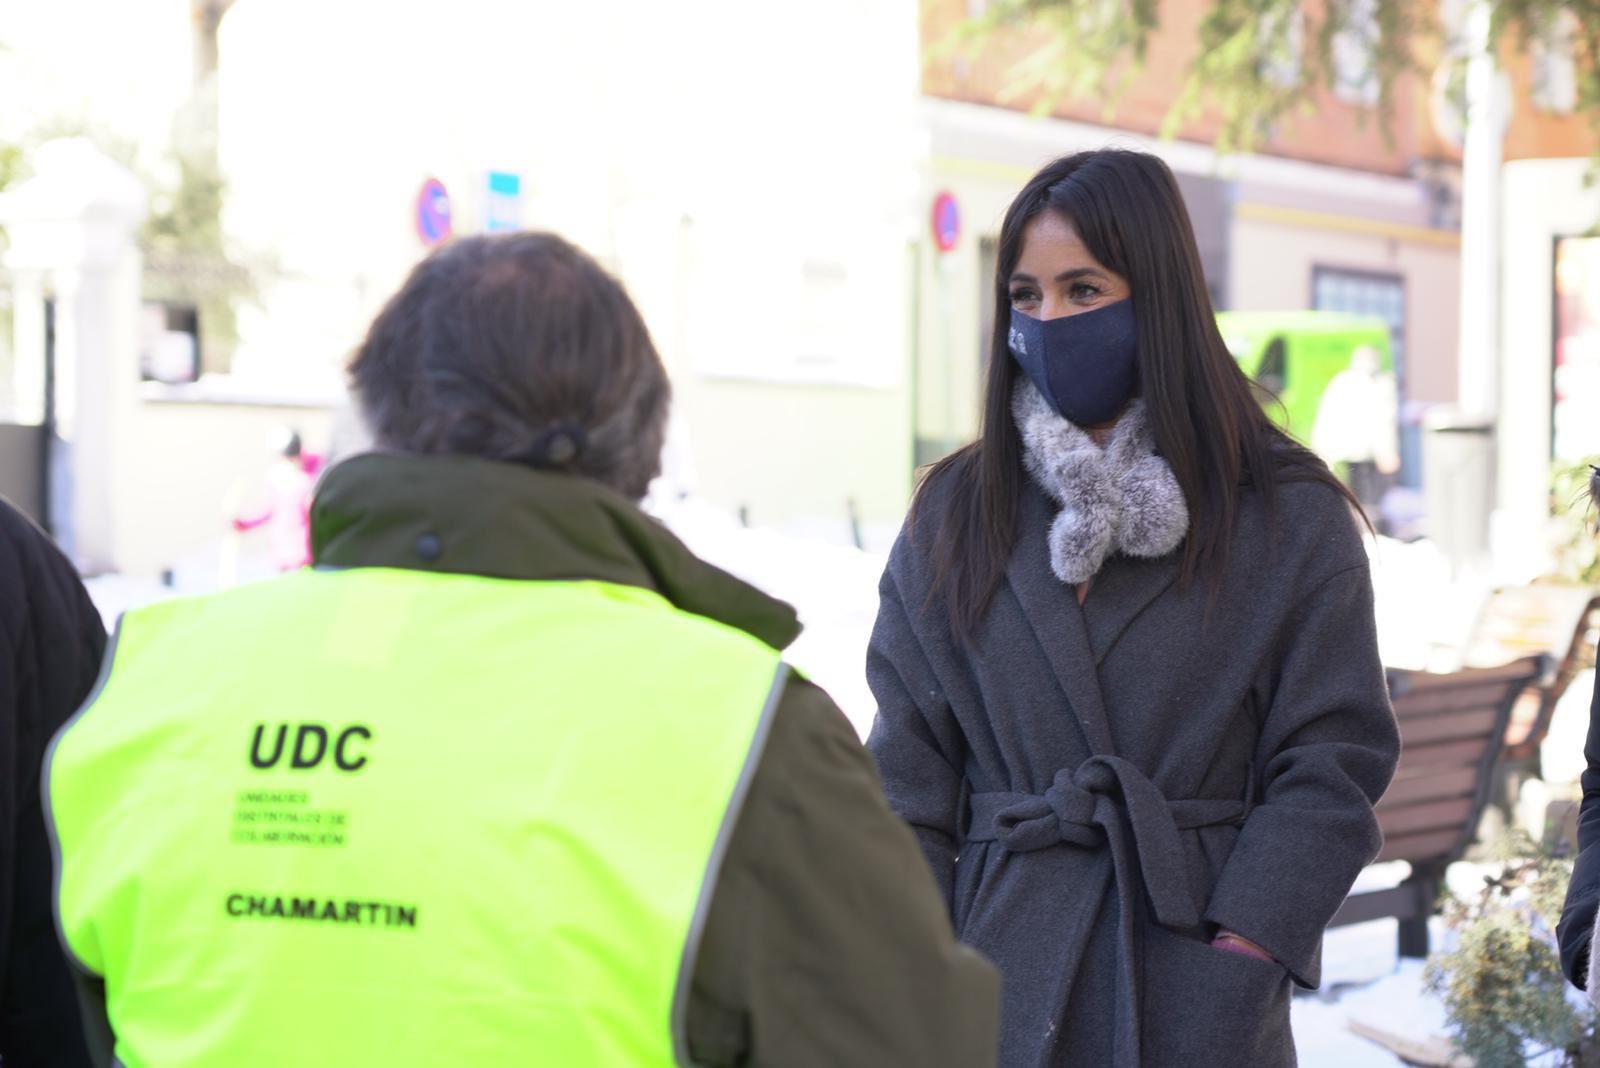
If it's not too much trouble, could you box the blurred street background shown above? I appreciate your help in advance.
[3,1,1599,1062]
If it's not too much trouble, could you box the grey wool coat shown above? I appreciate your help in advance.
[866,469,1400,1067]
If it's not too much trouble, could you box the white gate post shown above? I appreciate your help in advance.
[0,139,147,573]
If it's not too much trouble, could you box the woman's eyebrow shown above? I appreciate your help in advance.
[1007,268,1109,284]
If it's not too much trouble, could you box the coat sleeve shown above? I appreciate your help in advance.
[863,546,967,905]
[686,676,998,1068]
[1558,668,1600,988]
[1202,561,1400,988]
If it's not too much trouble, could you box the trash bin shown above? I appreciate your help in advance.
[1422,408,1496,578]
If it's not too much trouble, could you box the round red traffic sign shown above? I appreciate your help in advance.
[415,178,453,247]
[932,191,960,253]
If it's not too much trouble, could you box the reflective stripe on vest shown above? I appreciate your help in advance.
[46,567,785,1067]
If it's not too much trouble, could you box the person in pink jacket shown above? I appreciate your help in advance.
[232,430,318,572]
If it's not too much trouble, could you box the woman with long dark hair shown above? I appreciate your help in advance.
[867,150,1400,1066]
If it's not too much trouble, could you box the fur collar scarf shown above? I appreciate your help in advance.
[1012,381,1189,585]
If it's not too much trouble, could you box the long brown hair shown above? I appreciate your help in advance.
[917,150,1360,638]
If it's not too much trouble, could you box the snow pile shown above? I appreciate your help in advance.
[651,495,886,737]
[1367,534,1490,672]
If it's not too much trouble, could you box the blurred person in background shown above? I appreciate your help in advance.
[867,150,1399,1067]
[1310,343,1401,524]
[1558,464,1600,1002]
[230,426,318,572]
[0,498,103,1067]
[45,232,997,1067]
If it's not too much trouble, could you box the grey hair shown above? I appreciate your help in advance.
[348,232,670,500]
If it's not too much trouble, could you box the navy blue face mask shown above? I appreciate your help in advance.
[1007,298,1139,427]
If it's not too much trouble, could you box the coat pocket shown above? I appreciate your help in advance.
[1140,922,1295,1067]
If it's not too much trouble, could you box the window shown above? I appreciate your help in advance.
[1531,11,1579,115]
[1312,267,1406,391]
[1332,0,1381,106]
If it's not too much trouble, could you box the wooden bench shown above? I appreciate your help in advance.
[1326,655,1547,958]
[1461,584,1599,770]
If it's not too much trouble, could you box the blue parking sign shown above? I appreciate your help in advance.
[485,171,523,233]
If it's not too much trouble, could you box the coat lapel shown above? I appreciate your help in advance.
[1007,484,1117,755]
[1081,549,1181,667]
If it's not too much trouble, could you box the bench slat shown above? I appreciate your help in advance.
[1393,683,1532,718]
[1377,828,1462,864]
[1395,709,1502,745]
[1376,798,1475,838]
[1378,767,1478,807]
[1397,737,1501,770]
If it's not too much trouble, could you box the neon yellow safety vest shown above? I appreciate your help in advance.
[46,567,786,1067]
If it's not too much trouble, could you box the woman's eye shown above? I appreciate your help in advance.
[1070,283,1102,300]
[1010,288,1039,306]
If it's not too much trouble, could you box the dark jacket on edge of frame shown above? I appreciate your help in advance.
[867,468,1400,1068]
[0,498,104,1067]
[1558,669,1600,992]
[65,452,1000,1068]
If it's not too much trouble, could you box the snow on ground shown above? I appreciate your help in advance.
[1292,856,1585,1066]
[1366,534,1490,673]
[649,495,886,736]
[1290,860,1477,1066]
[1293,939,1445,1065]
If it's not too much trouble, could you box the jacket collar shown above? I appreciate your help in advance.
[310,452,802,653]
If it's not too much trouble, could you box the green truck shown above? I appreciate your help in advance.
[1216,311,1395,441]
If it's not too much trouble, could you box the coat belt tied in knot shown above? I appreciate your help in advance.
[967,756,1245,931]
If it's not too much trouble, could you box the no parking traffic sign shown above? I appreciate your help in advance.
[415,178,453,247]
[932,191,960,253]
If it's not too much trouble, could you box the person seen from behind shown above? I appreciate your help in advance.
[1310,343,1401,522]
[45,232,999,1067]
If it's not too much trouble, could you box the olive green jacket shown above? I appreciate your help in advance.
[312,454,999,1066]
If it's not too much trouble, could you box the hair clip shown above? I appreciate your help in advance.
[527,423,587,469]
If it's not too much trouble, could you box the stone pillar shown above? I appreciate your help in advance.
[0,139,147,573]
